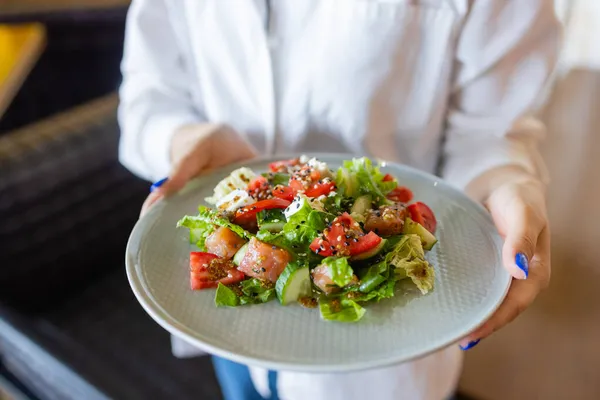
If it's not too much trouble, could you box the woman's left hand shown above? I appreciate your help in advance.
[459,177,551,349]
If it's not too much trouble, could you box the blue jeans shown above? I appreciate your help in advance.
[212,357,278,400]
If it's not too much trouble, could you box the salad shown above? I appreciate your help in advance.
[177,156,438,322]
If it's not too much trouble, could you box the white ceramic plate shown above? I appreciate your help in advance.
[126,154,510,372]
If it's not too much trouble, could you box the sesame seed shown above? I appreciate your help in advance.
[337,235,342,241]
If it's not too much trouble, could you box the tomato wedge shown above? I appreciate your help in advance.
[189,252,245,290]
[269,158,299,173]
[247,176,270,199]
[407,202,437,233]
[305,180,336,198]
[233,198,291,226]
[383,174,395,182]
[387,186,413,203]
[248,175,268,191]
[309,213,382,257]
[272,185,295,201]
[289,176,336,198]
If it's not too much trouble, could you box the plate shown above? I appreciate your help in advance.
[126,153,510,372]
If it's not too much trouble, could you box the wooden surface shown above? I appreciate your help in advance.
[0,0,130,16]
[0,24,46,119]
[459,68,600,399]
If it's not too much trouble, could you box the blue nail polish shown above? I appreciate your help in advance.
[150,177,168,192]
[460,339,480,351]
[515,253,529,278]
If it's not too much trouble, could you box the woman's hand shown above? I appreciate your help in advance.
[141,123,257,216]
[459,173,551,349]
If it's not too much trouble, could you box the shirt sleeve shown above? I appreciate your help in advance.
[441,0,561,198]
[118,0,202,182]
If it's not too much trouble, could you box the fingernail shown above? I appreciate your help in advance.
[460,339,480,351]
[150,177,168,192]
[515,253,529,278]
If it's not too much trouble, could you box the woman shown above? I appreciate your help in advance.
[118,1,557,399]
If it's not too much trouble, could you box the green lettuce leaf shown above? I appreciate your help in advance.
[386,234,435,294]
[177,206,254,249]
[321,257,355,287]
[256,230,294,253]
[177,215,213,250]
[215,283,240,307]
[322,193,352,215]
[338,157,397,205]
[238,278,276,305]
[281,197,330,253]
[319,298,366,322]
[335,167,360,198]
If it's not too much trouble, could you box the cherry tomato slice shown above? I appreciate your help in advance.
[383,174,395,182]
[189,252,245,290]
[289,176,336,198]
[310,170,321,181]
[269,158,299,173]
[247,176,271,199]
[233,198,292,226]
[407,202,437,233]
[310,232,382,257]
[305,180,336,198]
[349,231,382,255]
[189,252,219,272]
[289,177,305,193]
[310,238,334,257]
[387,186,414,203]
[272,185,295,201]
[309,213,382,257]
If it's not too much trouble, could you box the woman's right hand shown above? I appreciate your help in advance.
[140,123,257,216]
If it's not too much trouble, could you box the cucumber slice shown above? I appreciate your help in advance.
[351,238,387,261]
[351,195,372,215]
[232,243,249,266]
[403,218,437,250]
[257,209,286,232]
[275,265,312,305]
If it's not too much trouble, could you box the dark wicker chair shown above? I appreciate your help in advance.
[0,96,222,400]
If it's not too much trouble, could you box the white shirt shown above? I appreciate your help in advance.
[118,1,559,399]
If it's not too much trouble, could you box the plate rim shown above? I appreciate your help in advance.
[126,153,511,372]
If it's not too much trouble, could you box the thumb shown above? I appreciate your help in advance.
[502,207,544,280]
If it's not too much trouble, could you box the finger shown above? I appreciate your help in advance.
[502,204,546,280]
[160,128,257,197]
[460,227,551,348]
[159,147,210,196]
[140,190,164,217]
